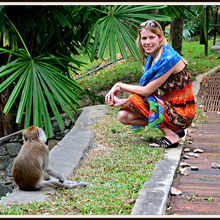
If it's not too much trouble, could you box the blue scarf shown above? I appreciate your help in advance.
[131,43,181,133]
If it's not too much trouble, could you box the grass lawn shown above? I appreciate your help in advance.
[182,36,220,81]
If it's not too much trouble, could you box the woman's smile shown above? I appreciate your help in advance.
[140,29,162,57]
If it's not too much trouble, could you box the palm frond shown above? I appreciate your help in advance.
[86,5,170,62]
[0,48,82,137]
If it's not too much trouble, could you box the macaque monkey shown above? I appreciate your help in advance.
[12,126,88,191]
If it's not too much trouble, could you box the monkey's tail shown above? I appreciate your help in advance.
[36,179,89,189]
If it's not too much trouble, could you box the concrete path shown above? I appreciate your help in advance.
[168,67,220,215]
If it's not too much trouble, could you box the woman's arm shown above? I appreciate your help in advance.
[120,59,185,96]
[107,68,174,107]
[105,59,185,107]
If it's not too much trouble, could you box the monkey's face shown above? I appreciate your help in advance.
[38,128,47,143]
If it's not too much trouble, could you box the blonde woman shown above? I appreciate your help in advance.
[105,20,195,148]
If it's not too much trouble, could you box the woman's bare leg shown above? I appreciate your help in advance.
[118,109,179,147]
[160,127,179,143]
[117,109,148,126]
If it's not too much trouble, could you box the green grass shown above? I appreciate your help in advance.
[181,36,220,81]
[0,107,165,215]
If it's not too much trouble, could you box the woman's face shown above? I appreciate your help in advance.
[140,29,163,57]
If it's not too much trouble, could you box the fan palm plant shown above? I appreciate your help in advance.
[0,15,83,138]
[0,49,83,138]
[84,5,171,62]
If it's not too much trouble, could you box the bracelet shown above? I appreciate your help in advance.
[115,82,123,90]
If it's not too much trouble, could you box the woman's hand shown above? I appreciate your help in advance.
[111,96,127,107]
[106,93,126,107]
[105,82,122,105]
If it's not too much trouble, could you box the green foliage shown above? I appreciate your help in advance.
[159,5,196,20]
[204,197,214,202]
[0,48,83,137]
[183,5,217,41]
[183,20,199,41]
[0,6,86,136]
[85,5,171,62]
[0,6,91,76]
[1,5,208,136]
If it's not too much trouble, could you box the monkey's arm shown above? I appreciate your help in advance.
[42,150,65,183]
[46,166,65,183]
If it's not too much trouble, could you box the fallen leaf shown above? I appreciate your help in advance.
[187,128,192,133]
[171,187,182,196]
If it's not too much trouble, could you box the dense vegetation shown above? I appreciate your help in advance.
[0,35,219,215]
[0,5,219,137]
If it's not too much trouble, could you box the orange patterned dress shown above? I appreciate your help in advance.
[122,66,196,132]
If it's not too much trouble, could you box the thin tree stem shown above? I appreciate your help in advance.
[4,14,31,57]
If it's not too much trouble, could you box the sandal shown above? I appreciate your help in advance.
[149,136,179,148]
[153,130,185,144]
[176,130,185,138]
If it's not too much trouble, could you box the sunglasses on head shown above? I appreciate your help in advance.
[140,20,161,31]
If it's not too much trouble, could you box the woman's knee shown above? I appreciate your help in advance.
[117,110,130,125]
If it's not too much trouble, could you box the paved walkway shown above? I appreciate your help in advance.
[167,67,220,215]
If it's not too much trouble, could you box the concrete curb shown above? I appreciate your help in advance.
[131,143,183,215]
[50,105,109,177]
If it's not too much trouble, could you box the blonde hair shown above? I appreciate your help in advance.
[136,20,166,66]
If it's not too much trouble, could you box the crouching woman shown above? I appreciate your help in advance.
[105,20,195,148]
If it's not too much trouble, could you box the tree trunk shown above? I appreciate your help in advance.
[213,5,219,46]
[170,16,184,55]
[0,53,19,137]
[0,84,12,137]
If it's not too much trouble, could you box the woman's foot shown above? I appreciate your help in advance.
[152,130,185,145]
[149,127,179,148]
[149,136,179,148]
[176,130,185,138]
